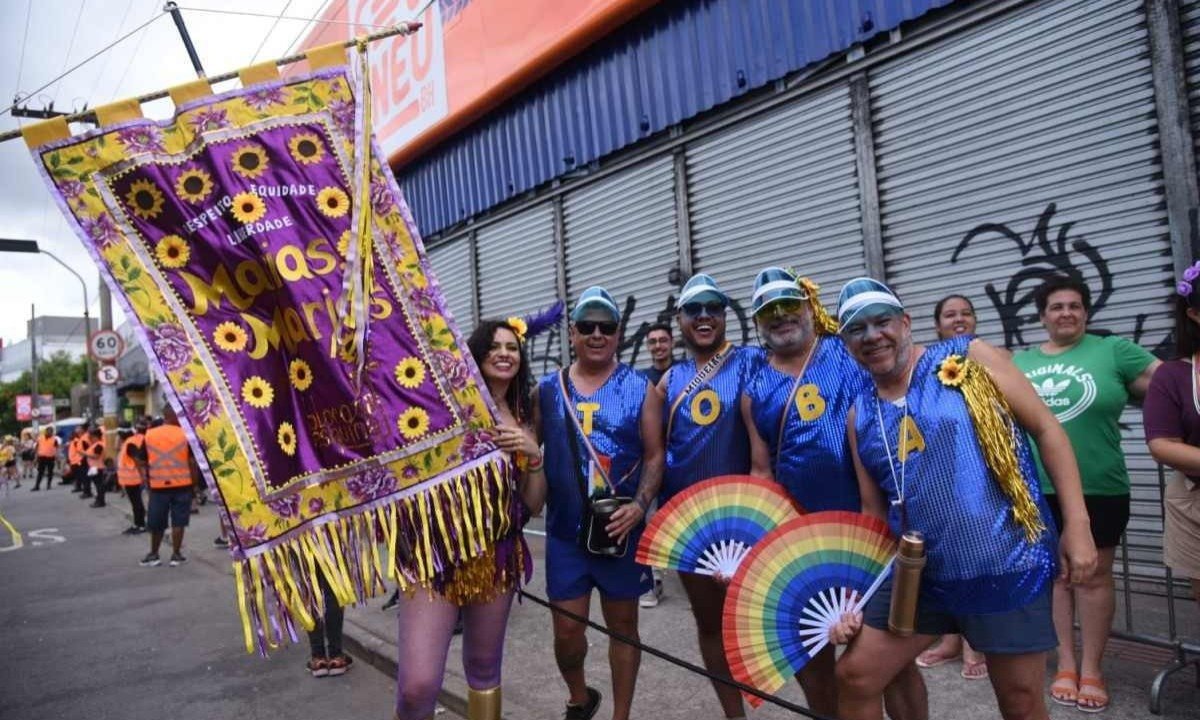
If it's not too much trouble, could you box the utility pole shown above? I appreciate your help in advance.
[99,279,118,459]
[30,305,38,432]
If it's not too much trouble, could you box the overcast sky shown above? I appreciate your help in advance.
[0,0,339,348]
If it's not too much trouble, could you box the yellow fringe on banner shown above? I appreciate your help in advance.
[232,457,515,654]
[953,358,1047,543]
[795,276,840,335]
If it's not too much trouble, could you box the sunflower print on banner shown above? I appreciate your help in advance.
[23,59,505,656]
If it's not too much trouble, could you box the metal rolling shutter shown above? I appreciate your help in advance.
[1183,0,1200,165]
[427,237,475,335]
[563,157,678,367]
[872,0,1173,583]
[686,84,865,337]
[475,204,558,321]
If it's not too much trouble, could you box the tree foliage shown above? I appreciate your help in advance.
[0,351,87,436]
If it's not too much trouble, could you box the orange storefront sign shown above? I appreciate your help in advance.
[299,0,659,168]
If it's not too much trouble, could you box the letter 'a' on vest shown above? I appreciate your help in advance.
[145,426,192,489]
[117,435,145,487]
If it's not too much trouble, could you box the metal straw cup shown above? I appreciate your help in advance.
[586,496,633,556]
[888,531,926,637]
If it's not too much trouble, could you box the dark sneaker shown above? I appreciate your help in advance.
[564,687,601,720]
[306,657,329,678]
[89,501,105,508]
[121,526,137,535]
[213,537,230,548]
[168,553,188,567]
[139,553,161,567]
[30,487,39,492]
[131,526,147,534]
[325,654,353,676]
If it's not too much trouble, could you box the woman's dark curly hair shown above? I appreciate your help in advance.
[467,319,533,423]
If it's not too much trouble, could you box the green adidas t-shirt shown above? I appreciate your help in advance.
[1012,334,1155,496]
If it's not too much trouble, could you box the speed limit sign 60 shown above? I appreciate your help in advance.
[88,330,124,362]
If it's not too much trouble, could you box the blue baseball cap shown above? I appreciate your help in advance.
[571,286,621,322]
[677,273,729,307]
[751,267,807,316]
[836,277,904,327]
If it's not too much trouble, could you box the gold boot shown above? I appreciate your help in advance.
[467,686,501,720]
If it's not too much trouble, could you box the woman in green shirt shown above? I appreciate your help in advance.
[1012,277,1159,713]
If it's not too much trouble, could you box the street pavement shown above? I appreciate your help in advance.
[0,480,397,720]
[5,478,1199,720]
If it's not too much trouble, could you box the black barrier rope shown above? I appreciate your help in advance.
[516,589,836,720]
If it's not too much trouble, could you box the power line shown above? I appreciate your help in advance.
[0,10,164,119]
[51,0,89,106]
[109,0,161,102]
[249,0,294,66]
[283,0,347,57]
[88,0,137,93]
[13,0,33,104]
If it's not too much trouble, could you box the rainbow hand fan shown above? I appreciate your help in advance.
[723,511,897,706]
[636,475,803,577]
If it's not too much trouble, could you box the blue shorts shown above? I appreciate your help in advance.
[863,576,1055,655]
[147,488,193,532]
[545,534,652,602]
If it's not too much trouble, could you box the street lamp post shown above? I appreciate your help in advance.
[0,239,97,420]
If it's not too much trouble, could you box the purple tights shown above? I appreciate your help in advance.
[394,589,515,720]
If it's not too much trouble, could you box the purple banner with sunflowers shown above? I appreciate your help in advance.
[24,48,509,655]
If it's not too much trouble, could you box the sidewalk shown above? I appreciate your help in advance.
[105,497,1200,719]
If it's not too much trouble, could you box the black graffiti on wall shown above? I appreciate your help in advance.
[951,203,1172,357]
[525,290,756,376]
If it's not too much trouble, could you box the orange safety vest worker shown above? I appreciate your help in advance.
[36,434,59,458]
[86,438,106,471]
[117,434,145,487]
[144,425,192,490]
[68,436,85,466]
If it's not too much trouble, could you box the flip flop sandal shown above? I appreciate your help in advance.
[915,648,962,668]
[960,658,989,680]
[1076,677,1109,714]
[1049,670,1079,706]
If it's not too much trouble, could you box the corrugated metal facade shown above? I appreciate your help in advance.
[426,240,475,332]
[686,83,865,328]
[476,204,558,322]
[872,0,1173,577]
[398,0,955,238]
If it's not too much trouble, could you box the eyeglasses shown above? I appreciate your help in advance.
[680,301,727,318]
[574,321,619,336]
[755,298,806,320]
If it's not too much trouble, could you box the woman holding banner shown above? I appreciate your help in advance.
[392,316,542,720]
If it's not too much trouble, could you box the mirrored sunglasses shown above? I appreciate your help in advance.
[574,321,619,336]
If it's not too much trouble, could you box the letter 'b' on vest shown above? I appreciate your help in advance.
[146,426,192,489]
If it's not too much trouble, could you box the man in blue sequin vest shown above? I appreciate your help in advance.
[533,286,665,720]
[830,278,1097,720]
[660,273,765,720]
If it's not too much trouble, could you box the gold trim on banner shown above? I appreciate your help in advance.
[21,118,70,149]
[168,79,214,107]
[95,99,143,126]
[306,41,348,70]
[238,61,281,87]
[231,458,513,655]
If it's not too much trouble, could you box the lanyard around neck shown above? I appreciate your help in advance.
[874,356,918,531]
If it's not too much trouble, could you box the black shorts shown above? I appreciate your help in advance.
[147,488,193,531]
[1045,493,1130,549]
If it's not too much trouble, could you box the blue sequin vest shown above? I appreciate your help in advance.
[746,336,868,512]
[853,335,1057,614]
[662,345,766,501]
[538,364,647,542]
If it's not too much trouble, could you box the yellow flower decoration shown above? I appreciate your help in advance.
[126,179,165,220]
[155,234,190,269]
[277,422,297,456]
[175,169,213,203]
[397,407,430,440]
[393,358,426,389]
[241,376,274,409]
[288,132,325,165]
[505,317,528,342]
[213,322,248,352]
[230,191,266,224]
[232,144,269,179]
[336,230,351,258]
[937,354,967,388]
[316,187,350,218]
[289,359,314,391]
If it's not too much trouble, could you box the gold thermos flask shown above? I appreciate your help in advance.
[888,531,926,637]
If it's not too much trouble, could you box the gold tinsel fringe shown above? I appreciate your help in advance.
[796,276,839,336]
[959,360,1047,543]
[231,456,513,656]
